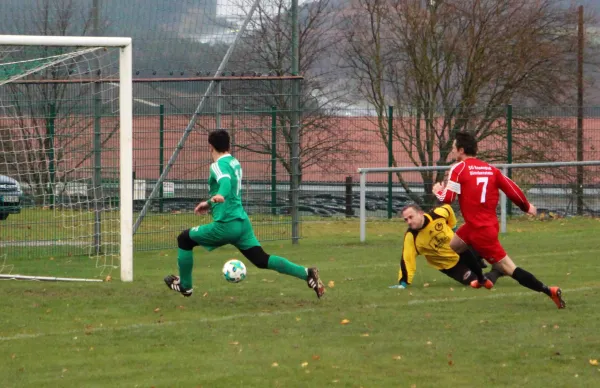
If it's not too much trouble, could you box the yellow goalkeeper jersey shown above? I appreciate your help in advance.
[398,204,460,284]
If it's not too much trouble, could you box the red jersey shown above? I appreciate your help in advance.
[435,158,531,228]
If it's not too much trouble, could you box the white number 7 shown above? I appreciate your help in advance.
[476,177,488,203]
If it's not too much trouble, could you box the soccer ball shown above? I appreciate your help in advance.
[222,259,247,283]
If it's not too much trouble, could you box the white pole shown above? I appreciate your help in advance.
[500,166,508,234]
[359,170,366,242]
[119,41,133,282]
[0,274,103,282]
[0,35,131,47]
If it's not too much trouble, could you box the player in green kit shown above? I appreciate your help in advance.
[164,130,325,298]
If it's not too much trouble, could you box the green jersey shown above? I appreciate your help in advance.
[208,154,248,222]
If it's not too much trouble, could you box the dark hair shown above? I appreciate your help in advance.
[208,130,230,152]
[454,131,477,156]
[400,203,423,214]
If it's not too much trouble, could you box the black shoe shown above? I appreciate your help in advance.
[307,267,325,299]
[479,259,488,269]
[164,275,193,297]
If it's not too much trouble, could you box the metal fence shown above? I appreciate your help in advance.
[2,76,600,257]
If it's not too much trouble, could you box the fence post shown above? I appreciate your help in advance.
[387,105,394,219]
[271,106,277,215]
[159,104,165,213]
[290,0,301,244]
[500,166,508,233]
[46,103,56,208]
[506,104,513,217]
[93,85,102,255]
[345,176,353,217]
[360,171,366,242]
[216,80,222,130]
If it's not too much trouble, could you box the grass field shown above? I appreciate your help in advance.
[1,217,600,387]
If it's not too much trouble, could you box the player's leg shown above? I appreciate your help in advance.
[493,255,565,309]
[239,246,308,280]
[485,268,504,284]
[448,251,502,286]
[236,219,325,298]
[164,223,227,296]
[440,262,477,286]
[453,225,490,287]
[449,234,469,253]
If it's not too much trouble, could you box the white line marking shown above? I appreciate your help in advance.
[408,286,595,305]
[0,307,315,342]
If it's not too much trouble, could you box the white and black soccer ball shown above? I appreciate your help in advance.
[222,259,247,283]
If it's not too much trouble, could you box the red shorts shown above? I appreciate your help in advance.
[455,223,506,264]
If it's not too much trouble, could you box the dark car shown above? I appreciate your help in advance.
[0,175,23,220]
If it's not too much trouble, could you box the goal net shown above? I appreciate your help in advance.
[0,35,132,282]
[357,161,600,242]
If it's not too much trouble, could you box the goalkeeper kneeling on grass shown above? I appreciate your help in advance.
[390,203,503,289]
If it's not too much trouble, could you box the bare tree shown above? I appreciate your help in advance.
[0,0,113,205]
[228,0,359,194]
[340,0,597,206]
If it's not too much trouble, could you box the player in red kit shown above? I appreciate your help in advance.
[432,131,565,309]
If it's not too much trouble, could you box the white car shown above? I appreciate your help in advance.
[0,175,23,220]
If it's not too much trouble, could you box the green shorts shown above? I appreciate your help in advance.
[188,218,260,251]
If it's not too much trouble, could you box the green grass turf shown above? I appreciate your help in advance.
[1,217,600,387]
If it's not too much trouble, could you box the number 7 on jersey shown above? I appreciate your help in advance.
[476,177,488,203]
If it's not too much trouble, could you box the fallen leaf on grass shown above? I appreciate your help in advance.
[104,275,112,282]
[229,341,239,345]
[301,362,308,368]
[360,333,370,337]
[590,359,599,366]
[312,355,320,361]
[392,355,402,360]
[271,362,279,367]
[153,308,160,313]
[340,319,350,325]
[423,283,430,288]
[327,281,335,288]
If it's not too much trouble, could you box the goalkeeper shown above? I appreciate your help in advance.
[390,204,503,289]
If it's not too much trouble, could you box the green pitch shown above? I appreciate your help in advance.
[1,217,599,387]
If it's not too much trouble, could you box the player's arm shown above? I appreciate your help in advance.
[433,162,465,204]
[210,162,232,202]
[391,232,417,289]
[494,168,532,213]
[432,204,457,230]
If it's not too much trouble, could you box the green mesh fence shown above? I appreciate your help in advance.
[129,77,301,251]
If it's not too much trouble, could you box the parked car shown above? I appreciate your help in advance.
[0,175,23,220]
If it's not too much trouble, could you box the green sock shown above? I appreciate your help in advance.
[177,248,194,289]
[267,255,308,280]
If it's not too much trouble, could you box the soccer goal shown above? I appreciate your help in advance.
[0,35,133,282]
[357,161,600,242]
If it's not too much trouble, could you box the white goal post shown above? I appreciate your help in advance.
[358,161,600,243]
[0,35,133,282]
